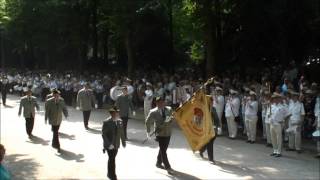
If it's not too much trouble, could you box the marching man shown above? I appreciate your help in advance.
[18,89,40,138]
[77,83,96,129]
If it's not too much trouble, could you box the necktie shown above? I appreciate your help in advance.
[162,109,166,120]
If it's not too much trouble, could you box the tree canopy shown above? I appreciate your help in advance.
[0,0,319,77]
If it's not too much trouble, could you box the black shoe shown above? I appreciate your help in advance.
[57,148,61,153]
[209,159,216,165]
[286,148,295,151]
[250,141,255,144]
[270,153,276,156]
[246,140,251,143]
[315,154,320,159]
[85,126,89,130]
[156,163,164,169]
[166,168,174,174]
[296,150,302,154]
[274,154,282,157]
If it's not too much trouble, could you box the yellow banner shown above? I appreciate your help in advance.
[174,89,215,152]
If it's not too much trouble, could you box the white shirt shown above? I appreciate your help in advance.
[245,100,258,119]
[315,96,320,118]
[225,96,240,118]
[288,100,305,123]
[144,89,153,107]
[213,95,225,113]
[270,103,290,124]
[265,105,272,123]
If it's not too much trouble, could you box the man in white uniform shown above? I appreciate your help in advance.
[286,91,305,153]
[144,83,154,118]
[225,89,240,139]
[245,91,258,143]
[313,90,320,158]
[212,87,224,135]
[270,93,290,157]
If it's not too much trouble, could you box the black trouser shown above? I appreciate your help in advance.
[2,92,7,105]
[51,125,60,149]
[65,90,72,106]
[200,136,216,161]
[96,93,103,108]
[25,116,34,136]
[156,136,171,169]
[120,117,128,139]
[107,149,118,180]
[83,111,91,128]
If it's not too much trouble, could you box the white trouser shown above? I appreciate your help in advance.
[226,116,237,138]
[216,111,223,135]
[245,117,258,141]
[288,124,302,150]
[262,115,266,138]
[144,104,152,119]
[270,123,283,154]
[266,123,272,144]
[242,113,246,134]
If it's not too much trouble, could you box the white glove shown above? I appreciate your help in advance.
[76,107,80,110]
[133,111,136,116]
[165,116,172,123]
[109,144,115,150]
[95,104,98,109]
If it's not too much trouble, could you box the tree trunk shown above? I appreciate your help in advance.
[215,0,222,72]
[45,46,50,69]
[0,33,5,70]
[92,0,98,61]
[103,29,109,63]
[203,0,216,78]
[168,0,174,63]
[126,31,134,78]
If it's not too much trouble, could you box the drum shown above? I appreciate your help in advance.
[110,86,123,101]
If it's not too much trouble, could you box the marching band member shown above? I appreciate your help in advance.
[286,91,305,153]
[270,93,290,157]
[212,86,224,135]
[144,82,154,118]
[245,91,259,143]
[225,89,240,139]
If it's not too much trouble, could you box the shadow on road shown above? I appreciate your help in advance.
[59,132,76,140]
[2,104,14,108]
[127,137,158,149]
[216,161,267,179]
[4,154,39,179]
[56,149,85,163]
[158,169,201,180]
[26,135,50,146]
[86,127,101,134]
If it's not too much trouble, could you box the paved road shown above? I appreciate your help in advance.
[0,95,319,179]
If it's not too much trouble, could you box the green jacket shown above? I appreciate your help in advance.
[77,88,96,111]
[102,118,126,150]
[145,106,173,137]
[18,96,40,118]
[115,95,134,118]
[45,97,68,126]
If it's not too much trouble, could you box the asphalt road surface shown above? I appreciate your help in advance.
[1,95,319,179]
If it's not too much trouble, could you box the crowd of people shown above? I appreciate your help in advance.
[0,62,319,178]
